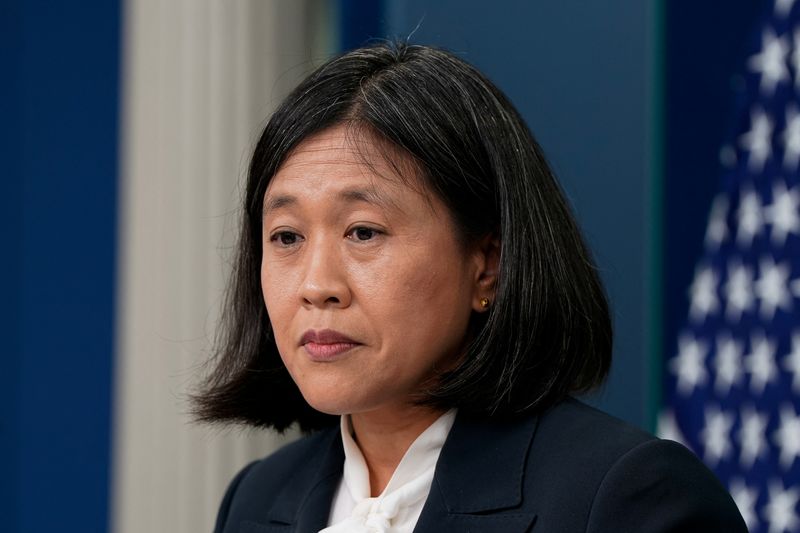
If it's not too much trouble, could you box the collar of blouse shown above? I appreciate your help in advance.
[257,411,539,533]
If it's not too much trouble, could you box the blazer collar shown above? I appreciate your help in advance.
[257,411,539,533]
[413,412,539,532]
[261,428,344,532]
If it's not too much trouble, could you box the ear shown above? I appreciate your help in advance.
[471,232,501,313]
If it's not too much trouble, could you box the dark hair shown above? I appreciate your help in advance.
[194,41,612,432]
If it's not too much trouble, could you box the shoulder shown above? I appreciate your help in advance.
[522,398,746,532]
[213,427,339,533]
[533,397,655,457]
[585,438,746,531]
[245,428,334,488]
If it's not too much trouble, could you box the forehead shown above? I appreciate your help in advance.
[266,125,425,199]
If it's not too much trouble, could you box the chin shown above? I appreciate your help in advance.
[298,387,359,416]
[299,384,392,417]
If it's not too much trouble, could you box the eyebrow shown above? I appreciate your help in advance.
[262,186,398,216]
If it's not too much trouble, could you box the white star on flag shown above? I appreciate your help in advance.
[738,405,769,467]
[738,187,765,247]
[776,0,799,17]
[725,260,755,322]
[730,479,760,531]
[755,256,793,319]
[782,105,800,171]
[689,265,720,323]
[773,404,800,469]
[748,28,790,95]
[705,194,729,250]
[740,109,774,172]
[783,331,800,392]
[764,480,800,533]
[714,333,745,394]
[764,181,800,245]
[700,405,734,466]
[744,332,779,394]
[670,333,709,396]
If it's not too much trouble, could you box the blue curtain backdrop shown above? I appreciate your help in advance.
[1,1,120,532]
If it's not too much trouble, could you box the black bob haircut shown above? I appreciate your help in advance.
[194,41,612,432]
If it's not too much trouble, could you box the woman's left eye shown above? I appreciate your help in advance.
[346,226,381,242]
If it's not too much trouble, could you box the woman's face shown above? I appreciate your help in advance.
[260,125,490,416]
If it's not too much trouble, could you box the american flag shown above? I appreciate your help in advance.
[660,1,800,531]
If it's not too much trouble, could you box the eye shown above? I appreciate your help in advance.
[346,226,382,242]
[270,230,302,247]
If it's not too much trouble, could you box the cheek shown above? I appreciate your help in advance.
[260,265,276,314]
[376,247,474,347]
[261,257,298,306]
[260,261,297,348]
[402,237,474,302]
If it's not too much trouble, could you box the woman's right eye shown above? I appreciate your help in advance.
[270,231,302,247]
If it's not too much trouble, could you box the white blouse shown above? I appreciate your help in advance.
[320,410,457,533]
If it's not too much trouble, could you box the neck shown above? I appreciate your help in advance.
[349,404,446,497]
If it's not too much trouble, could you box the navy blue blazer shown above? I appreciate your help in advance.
[214,398,746,532]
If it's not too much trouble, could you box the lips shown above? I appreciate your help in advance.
[300,329,360,361]
[301,329,357,345]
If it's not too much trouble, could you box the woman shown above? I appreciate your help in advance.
[197,42,746,532]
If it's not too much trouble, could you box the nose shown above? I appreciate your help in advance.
[299,239,351,309]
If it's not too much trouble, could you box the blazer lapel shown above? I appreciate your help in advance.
[248,427,344,533]
[413,412,539,533]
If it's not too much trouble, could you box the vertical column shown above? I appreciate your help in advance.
[112,2,330,532]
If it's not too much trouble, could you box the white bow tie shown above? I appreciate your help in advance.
[319,468,434,533]
[320,410,456,533]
